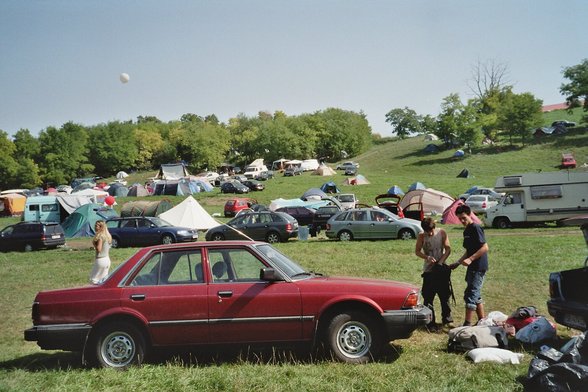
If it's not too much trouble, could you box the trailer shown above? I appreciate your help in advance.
[484,171,588,228]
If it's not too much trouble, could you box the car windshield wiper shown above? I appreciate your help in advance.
[291,270,323,278]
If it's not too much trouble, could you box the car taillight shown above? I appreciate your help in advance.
[41,234,46,241]
[326,223,331,230]
[482,202,486,208]
[402,291,420,309]
[31,302,40,324]
[285,223,292,232]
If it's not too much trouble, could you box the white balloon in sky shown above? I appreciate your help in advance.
[119,73,130,83]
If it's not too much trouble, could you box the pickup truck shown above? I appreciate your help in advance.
[547,215,588,331]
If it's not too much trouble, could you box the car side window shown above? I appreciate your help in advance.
[131,253,161,286]
[334,212,349,221]
[122,219,136,228]
[106,220,119,229]
[259,214,272,224]
[131,250,203,286]
[352,211,368,221]
[212,249,266,282]
[137,219,150,228]
[371,211,387,222]
[41,204,58,212]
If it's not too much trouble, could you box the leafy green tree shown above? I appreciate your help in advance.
[0,131,19,189]
[497,91,543,146]
[88,122,138,176]
[385,107,422,138]
[13,129,40,160]
[134,126,165,170]
[312,108,372,161]
[172,121,231,171]
[436,94,482,148]
[560,59,588,111]
[420,115,437,136]
[15,158,41,189]
[180,113,203,123]
[136,115,162,124]
[38,122,93,184]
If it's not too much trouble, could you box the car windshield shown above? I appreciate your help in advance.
[338,195,354,202]
[254,244,306,278]
[149,217,171,227]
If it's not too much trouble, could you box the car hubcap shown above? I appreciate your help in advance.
[401,231,412,240]
[340,232,351,241]
[267,234,279,243]
[337,321,370,358]
[163,236,172,244]
[102,332,135,367]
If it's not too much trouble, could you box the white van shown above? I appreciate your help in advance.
[243,159,269,179]
[484,171,588,228]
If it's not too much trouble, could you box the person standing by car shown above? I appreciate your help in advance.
[450,205,489,326]
[89,220,112,284]
[415,218,452,331]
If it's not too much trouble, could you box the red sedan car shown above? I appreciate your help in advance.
[25,241,430,368]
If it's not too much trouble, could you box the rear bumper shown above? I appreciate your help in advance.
[24,323,92,351]
[382,306,432,340]
[547,299,588,331]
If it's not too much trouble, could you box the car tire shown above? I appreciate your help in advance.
[24,244,34,252]
[161,234,174,245]
[211,233,225,241]
[111,237,120,248]
[398,229,415,240]
[494,217,510,229]
[325,311,382,364]
[266,231,281,244]
[92,321,146,369]
[338,230,353,241]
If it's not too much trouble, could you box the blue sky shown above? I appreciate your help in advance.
[1,0,587,137]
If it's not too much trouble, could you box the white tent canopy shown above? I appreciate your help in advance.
[399,188,454,215]
[158,196,219,230]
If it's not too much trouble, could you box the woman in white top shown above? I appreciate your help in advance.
[89,220,112,284]
[415,217,452,331]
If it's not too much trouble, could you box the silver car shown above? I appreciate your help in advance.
[465,195,498,214]
[325,208,423,241]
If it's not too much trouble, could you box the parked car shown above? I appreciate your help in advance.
[0,222,65,252]
[284,166,303,176]
[344,165,358,176]
[336,161,360,170]
[326,208,423,241]
[231,175,248,183]
[106,217,198,248]
[458,186,504,201]
[561,153,577,169]
[255,171,274,181]
[220,181,250,194]
[552,120,576,128]
[334,193,357,210]
[205,211,298,243]
[547,215,588,331]
[242,179,265,191]
[224,198,257,217]
[464,195,498,214]
[276,206,316,228]
[312,205,342,232]
[24,240,431,369]
[196,171,219,183]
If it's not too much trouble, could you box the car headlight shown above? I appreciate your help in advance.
[177,230,190,236]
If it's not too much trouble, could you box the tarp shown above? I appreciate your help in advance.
[158,196,218,230]
[128,184,149,197]
[269,198,331,211]
[343,174,370,185]
[399,188,455,215]
[156,163,190,180]
[387,186,405,196]
[71,189,109,204]
[320,182,340,194]
[120,199,173,217]
[408,182,426,191]
[0,193,26,216]
[56,194,95,214]
[301,188,328,200]
[441,198,482,225]
[312,165,337,176]
[61,203,118,238]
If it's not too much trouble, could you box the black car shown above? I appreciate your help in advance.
[344,165,358,176]
[106,217,198,248]
[313,205,342,231]
[551,120,576,128]
[284,167,303,176]
[205,211,298,243]
[275,207,315,226]
[220,181,250,194]
[0,222,65,252]
[242,180,265,191]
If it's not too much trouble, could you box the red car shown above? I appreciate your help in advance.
[224,198,257,217]
[561,153,576,169]
[24,241,431,369]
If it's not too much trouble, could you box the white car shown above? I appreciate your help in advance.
[459,187,504,201]
[465,195,498,214]
[336,161,360,170]
[334,193,357,210]
[196,171,219,183]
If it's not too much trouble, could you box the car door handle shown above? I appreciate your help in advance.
[130,294,146,301]
[217,291,233,298]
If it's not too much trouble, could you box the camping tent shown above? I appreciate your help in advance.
[320,182,340,194]
[453,149,465,158]
[71,188,109,203]
[457,168,470,178]
[301,188,328,200]
[399,188,454,216]
[107,183,129,197]
[441,199,482,225]
[387,186,405,196]
[343,174,370,185]
[0,193,26,216]
[423,144,440,154]
[408,182,426,192]
[156,163,190,180]
[61,203,118,238]
[127,184,149,197]
[312,165,337,176]
[116,171,129,179]
[158,196,218,230]
[424,133,439,141]
[120,200,172,217]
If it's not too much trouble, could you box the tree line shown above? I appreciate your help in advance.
[0,108,372,189]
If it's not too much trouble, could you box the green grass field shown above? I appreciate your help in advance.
[1,113,587,391]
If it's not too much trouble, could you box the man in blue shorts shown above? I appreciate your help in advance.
[450,205,489,326]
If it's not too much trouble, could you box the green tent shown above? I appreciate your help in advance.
[61,203,118,238]
[120,199,172,217]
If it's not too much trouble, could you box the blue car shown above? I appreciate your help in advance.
[106,217,198,248]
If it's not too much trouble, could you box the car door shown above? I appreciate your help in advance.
[206,247,303,343]
[347,210,370,239]
[120,249,209,345]
[369,210,396,239]
[136,218,159,246]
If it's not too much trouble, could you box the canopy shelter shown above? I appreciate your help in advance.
[120,199,172,217]
[61,203,118,238]
[155,163,190,180]
[399,188,455,216]
[441,198,481,225]
[158,196,218,230]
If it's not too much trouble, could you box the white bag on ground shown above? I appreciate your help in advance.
[468,347,524,364]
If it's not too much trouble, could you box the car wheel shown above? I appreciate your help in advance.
[398,229,415,240]
[325,311,382,364]
[265,231,281,244]
[24,244,34,252]
[494,217,510,229]
[111,237,120,248]
[338,230,353,241]
[92,321,146,369]
[161,234,174,245]
[211,233,225,241]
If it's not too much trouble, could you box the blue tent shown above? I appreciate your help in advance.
[408,182,426,191]
[387,185,405,196]
[301,188,327,200]
[423,144,439,154]
[453,149,465,158]
[320,182,340,194]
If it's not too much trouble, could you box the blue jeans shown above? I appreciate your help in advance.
[464,270,486,310]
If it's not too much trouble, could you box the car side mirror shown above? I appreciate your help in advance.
[260,268,284,282]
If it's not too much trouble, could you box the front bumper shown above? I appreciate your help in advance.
[382,306,432,340]
[24,323,92,351]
